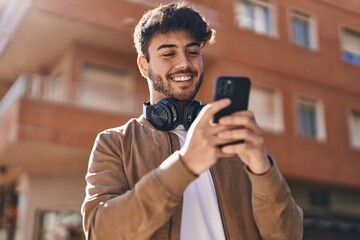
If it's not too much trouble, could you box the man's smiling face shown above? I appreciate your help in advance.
[138,30,204,103]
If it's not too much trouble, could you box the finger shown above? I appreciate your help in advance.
[196,98,231,125]
[233,110,255,118]
[190,133,235,154]
[190,124,229,144]
[221,142,247,155]
[218,112,263,135]
[219,110,255,122]
[218,110,255,124]
[218,129,264,146]
[206,124,230,136]
[213,135,243,147]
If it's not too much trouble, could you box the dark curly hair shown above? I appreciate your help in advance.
[133,1,216,62]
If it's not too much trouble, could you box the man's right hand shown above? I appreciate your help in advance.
[179,98,233,175]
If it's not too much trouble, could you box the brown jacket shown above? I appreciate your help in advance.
[81,116,303,240]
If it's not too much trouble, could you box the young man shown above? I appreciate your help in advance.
[81,2,303,239]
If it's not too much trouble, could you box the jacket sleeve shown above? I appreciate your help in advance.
[81,131,197,240]
[246,158,303,240]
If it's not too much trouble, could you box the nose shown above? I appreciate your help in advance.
[175,53,192,70]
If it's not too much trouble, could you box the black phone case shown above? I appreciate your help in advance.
[213,76,251,123]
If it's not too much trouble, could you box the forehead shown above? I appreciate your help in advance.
[148,30,197,51]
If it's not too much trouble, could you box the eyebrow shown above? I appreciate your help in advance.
[157,41,200,51]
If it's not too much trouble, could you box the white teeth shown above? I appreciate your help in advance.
[173,75,191,82]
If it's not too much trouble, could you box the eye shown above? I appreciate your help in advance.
[188,51,200,56]
[187,48,200,56]
[162,52,175,58]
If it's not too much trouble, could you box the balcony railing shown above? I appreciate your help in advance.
[0,74,145,117]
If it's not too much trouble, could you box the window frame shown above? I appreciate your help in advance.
[347,107,360,150]
[296,95,326,141]
[235,0,277,37]
[288,8,318,50]
[248,84,284,133]
[79,60,134,91]
[339,26,360,66]
[77,59,137,114]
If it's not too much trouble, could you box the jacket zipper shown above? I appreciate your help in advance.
[166,131,173,240]
[210,168,230,240]
[167,218,172,240]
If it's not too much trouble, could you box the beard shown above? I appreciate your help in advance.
[148,66,204,101]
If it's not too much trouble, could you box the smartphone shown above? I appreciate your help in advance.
[213,76,251,123]
[213,76,251,146]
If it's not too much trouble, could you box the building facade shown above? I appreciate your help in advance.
[0,0,359,239]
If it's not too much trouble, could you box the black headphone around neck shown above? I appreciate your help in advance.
[143,98,205,131]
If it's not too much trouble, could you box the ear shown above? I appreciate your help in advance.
[137,55,148,78]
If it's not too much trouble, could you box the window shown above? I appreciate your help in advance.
[349,109,360,149]
[34,209,84,240]
[290,10,318,49]
[78,61,136,113]
[297,97,326,140]
[80,61,133,91]
[249,85,284,132]
[341,28,360,66]
[235,0,276,36]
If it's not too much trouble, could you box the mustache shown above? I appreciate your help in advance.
[166,68,198,78]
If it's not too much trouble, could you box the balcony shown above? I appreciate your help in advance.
[0,75,144,174]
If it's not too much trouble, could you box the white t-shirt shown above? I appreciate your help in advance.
[171,126,226,240]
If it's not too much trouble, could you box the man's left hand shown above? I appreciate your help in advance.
[217,111,271,175]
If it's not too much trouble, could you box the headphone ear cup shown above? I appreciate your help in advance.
[149,98,180,131]
[183,101,205,130]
